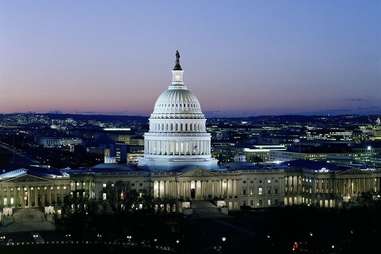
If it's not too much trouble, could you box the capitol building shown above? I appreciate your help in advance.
[1,52,381,223]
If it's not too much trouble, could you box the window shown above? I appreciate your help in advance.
[258,187,263,195]
[267,179,271,184]
[102,183,107,188]
[267,199,271,206]
[102,193,107,200]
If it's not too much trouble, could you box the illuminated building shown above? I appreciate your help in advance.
[138,51,217,169]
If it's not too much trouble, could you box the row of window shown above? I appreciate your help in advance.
[102,182,144,188]
[2,186,68,192]
[157,103,198,109]
[151,122,204,132]
[242,199,279,207]
[242,178,279,184]
[242,187,279,195]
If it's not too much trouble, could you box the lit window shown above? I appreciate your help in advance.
[258,187,263,195]
[268,199,271,206]
[267,179,271,184]
[103,183,107,188]
[102,193,107,200]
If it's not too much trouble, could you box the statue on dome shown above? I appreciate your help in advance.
[174,50,182,70]
[176,50,180,62]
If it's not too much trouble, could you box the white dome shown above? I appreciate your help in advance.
[151,87,204,119]
[138,51,218,170]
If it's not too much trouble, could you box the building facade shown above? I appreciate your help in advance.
[1,164,381,219]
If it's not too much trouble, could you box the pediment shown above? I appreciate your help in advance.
[179,168,217,177]
[4,174,49,183]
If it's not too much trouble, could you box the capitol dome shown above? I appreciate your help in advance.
[138,51,218,170]
[151,86,204,119]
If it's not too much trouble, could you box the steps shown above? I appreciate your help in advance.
[190,201,226,218]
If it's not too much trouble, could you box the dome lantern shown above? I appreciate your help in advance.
[171,50,184,86]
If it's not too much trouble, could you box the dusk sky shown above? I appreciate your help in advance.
[1,0,380,116]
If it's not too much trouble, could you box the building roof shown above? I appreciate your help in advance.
[0,166,69,181]
[280,159,351,172]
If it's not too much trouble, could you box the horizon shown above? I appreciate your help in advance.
[1,111,380,119]
[1,1,381,115]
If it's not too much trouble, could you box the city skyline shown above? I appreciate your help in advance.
[1,0,381,116]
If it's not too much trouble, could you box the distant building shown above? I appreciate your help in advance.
[38,137,82,151]
[103,143,128,164]
[244,145,286,162]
